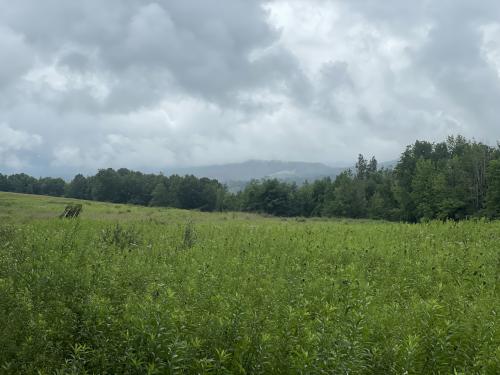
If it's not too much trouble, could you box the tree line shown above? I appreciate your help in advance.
[0,168,227,212]
[1,136,500,222]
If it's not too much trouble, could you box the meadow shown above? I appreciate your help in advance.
[0,192,499,374]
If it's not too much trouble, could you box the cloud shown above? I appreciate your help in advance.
[0,0,500,176]
[0,26,34,89]
[0,123,42,170]
[0,123,42,151]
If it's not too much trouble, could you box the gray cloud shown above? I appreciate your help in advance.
[0,26,34,90]
[1,0,500,176]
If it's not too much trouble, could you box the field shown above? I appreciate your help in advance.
[0,192,499,374]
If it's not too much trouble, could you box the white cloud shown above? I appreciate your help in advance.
[0,123,42,151]
[0,25,34,88]
[0,123,42,170]
[480,23,500,79]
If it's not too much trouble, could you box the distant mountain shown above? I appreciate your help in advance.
[168,159,398,192]
[379,160,398,169]
[168,160,346,191]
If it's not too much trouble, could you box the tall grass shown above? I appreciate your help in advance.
[0,196,499,373]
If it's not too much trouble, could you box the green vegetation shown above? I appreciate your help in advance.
[0,192,499,373]
[2,136,500,222]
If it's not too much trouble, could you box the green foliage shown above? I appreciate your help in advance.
[235,135,500,221]
[393,136,499,222]
[5,173,38,194]
[90,168,123,202]
[334,170,368,217]
[177,176,223,211]
[486,159,500,218]
[411,159,441,221]
[0,173,8,191]
[100,223,143,250]
[181,220,197,249]
[240,179,297,216]
[150,181,172,207]
[66,174,91,200]
[0,196,499,373]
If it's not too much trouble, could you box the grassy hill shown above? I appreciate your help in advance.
[0,192,499,373]
[0,192,263,223]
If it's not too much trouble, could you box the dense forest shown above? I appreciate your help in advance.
[2,136,500,222]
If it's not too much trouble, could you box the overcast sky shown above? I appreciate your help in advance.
[1,0,500,176]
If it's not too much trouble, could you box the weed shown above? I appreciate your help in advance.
[181,220,197,249]
[100,224,142,250]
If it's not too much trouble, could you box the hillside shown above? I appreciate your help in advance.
[0,191,260,223]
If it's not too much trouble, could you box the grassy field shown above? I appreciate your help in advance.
[0,192,499,374]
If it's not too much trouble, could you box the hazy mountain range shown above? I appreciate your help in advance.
[169,159,396,192]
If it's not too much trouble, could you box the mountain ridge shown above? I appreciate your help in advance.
[168,160,346,183]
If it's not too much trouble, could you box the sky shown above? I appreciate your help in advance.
[1,0,500,177]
